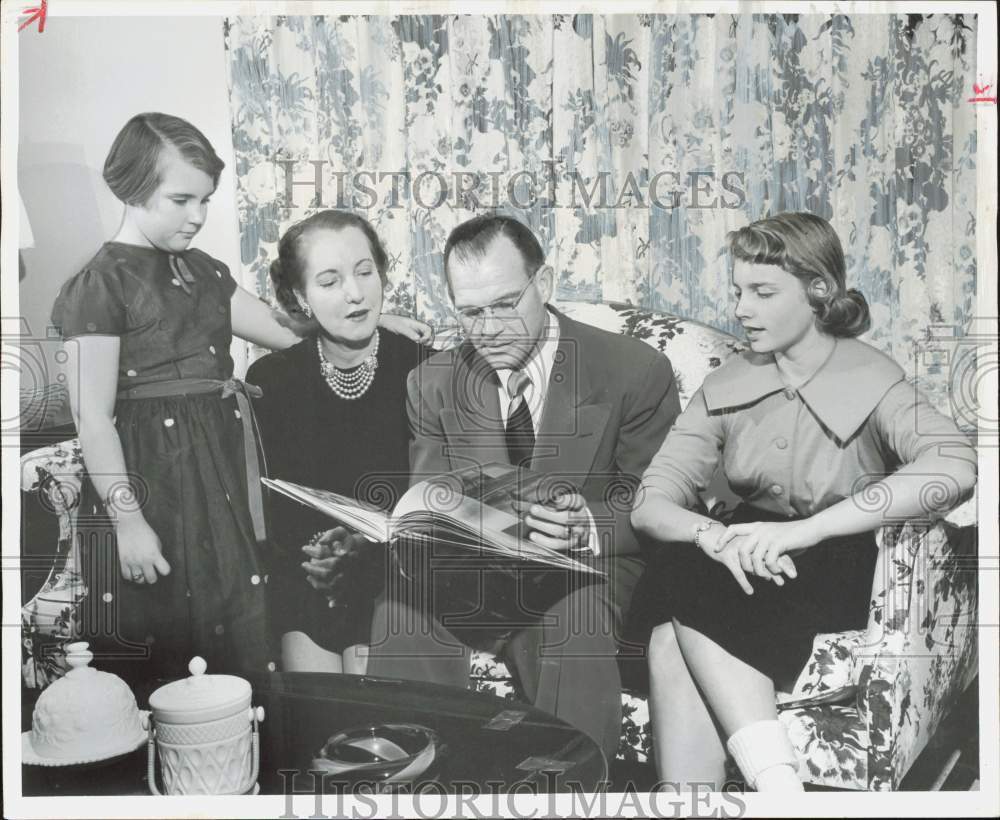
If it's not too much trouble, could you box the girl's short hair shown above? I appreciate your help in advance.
[270,210,389,322]
[103,113,225,206]
[726,211,871,338]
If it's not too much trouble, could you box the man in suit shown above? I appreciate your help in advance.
[365,215,681,760]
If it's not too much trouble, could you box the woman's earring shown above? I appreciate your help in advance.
[300,302,313,318]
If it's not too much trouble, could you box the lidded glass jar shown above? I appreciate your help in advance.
[146,657,264,795]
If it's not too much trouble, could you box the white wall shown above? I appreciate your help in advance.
[17,15,244,406]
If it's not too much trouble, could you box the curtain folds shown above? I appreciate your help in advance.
[224,13,977,411]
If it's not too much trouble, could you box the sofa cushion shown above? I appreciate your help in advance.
[556,302,745,409]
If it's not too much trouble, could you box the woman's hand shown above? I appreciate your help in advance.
[715,519,818,581]
[116,517,171,584]
[696,525,757,594]
[378,313,434,346]
[694,524,796,595]
[300,526,370,592]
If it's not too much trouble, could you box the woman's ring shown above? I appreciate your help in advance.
[131,570,144,582]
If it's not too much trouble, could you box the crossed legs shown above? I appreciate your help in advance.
[367,582,621,761]
[649,620,801,792]
[648,622,727,787]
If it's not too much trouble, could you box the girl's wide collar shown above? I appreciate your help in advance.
[702,337,905,443]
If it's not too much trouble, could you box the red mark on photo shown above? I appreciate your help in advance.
[19,0,47,33]
[968,82,997,104]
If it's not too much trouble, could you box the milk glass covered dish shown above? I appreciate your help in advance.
[22,642,148,765]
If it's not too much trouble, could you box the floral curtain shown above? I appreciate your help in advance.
[224,13,977,405]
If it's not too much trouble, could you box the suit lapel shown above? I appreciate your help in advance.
[438,315,612,475]
[439,344,510,468]
[532,312,610,476]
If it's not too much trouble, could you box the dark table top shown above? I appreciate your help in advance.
[22,671,606,796]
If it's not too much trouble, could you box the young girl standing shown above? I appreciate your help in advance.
[51,112,428,685]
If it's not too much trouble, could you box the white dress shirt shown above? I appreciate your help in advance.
[495,309,560,428]
[493,309,600,556]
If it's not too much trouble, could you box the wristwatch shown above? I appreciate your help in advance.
[693,520,719,550]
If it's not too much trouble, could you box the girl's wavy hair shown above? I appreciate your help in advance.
[269,210,389,328]
[726,212,871,338]
[103,112,224,206]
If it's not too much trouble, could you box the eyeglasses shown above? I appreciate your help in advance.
[455,270,539,324]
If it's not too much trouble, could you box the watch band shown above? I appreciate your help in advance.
[693,520,719,550]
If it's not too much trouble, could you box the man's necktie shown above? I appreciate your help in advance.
[505,369,535,468]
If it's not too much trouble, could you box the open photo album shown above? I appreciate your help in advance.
[262,462,604,576]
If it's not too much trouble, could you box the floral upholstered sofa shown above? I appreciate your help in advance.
[20,301,979,790]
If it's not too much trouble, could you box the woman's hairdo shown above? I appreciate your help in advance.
[726,211,871,338]
[269,210,389,322]
[103,112,225,206]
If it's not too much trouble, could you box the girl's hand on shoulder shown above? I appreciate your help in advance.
[115,517,171,584]
[378,313,434,346]
[715,519,819,583]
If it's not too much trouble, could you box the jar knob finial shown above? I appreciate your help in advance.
[65,642,93,672]
[188,656,207,677]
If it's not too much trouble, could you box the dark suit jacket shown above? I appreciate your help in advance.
[405,308,681,560]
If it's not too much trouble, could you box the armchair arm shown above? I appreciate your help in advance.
[21,438,85,492]
[20,439,89,689]
[20,439,86,541]
[856,514,978,790]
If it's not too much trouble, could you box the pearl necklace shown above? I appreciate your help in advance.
[317,330,380,400]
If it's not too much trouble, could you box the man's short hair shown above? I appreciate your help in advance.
[443,215,546,277]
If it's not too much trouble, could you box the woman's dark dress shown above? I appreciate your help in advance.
[50,242,273,685]
[247,330,425,655]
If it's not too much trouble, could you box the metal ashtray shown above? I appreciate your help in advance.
[311,723,440,784]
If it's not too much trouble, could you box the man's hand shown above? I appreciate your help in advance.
[520,492,592,552]
[300,526,370,592]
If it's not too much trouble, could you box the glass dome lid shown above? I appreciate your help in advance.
[22,642,147,765]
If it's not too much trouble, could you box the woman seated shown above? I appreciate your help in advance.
[629,212,976,792]
[248,210,429,674]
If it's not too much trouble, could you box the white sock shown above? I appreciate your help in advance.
[726,719,804,792]
[754,763,804,792]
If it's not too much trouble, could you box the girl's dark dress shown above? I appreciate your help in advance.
[247,330,426,655]
[50,242,274,685]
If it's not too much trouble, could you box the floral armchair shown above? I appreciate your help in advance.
[19,301,978,791]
